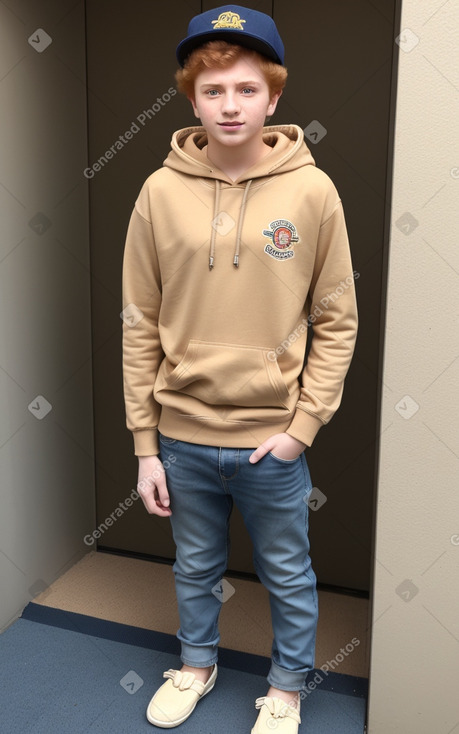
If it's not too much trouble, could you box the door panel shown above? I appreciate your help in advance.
[272,0,397,590]
[87,1,397,591]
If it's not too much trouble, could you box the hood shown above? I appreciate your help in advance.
[163,124,315,268]
[163,123,315,183]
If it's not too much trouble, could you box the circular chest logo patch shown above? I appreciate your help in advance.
[262,219,299,261]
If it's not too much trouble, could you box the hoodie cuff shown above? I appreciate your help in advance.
[286,409,324,448]
[133,428,159,456]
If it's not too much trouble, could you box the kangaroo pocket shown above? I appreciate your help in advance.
[160,340,290,409]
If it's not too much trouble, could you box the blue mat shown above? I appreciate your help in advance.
[0,603,367,733]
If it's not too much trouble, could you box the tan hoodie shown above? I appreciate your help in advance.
[122,124,358,456]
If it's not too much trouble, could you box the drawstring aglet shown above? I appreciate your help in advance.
[233,254,239,268]
[209,256,214,270]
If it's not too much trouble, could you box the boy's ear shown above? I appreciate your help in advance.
[188,96,200,120]
[267,90,282,118]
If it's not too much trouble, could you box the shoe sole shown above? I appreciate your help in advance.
[146,670,217,728]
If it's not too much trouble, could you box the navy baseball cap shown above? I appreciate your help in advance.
[176,5,285,67]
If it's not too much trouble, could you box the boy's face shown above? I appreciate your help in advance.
[190,54,281,150]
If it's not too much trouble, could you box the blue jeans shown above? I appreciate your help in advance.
[158,434,318,692]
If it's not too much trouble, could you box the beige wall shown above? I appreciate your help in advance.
[0,1,95,631]
[368,0,459,731]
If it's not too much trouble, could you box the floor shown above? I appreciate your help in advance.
[33,550,370,678]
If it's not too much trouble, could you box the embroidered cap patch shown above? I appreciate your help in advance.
[212,11,246,30]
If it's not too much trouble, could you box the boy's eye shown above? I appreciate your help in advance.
[241,88,254,94]
[206,89,220,96]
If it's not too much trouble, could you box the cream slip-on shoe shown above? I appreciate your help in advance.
[251,696,301,733]
[146,665,217,728]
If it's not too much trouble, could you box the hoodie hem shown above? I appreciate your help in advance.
[157,409,295,449]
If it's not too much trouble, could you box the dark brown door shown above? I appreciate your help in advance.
[87,0,397,592]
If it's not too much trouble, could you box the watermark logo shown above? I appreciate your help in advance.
[306,487,328,512]
[303,120,327,145]
[395,579,419,602]
[211,212,235,236]
[395,395,419,420]
[28,212,52,235]
[28,395,52,420]
[396,212,419,235]
[396,29,419,53]
[211,578,235,603]
[120,670,144,694]
[120,303,144,328]
[28,29,52,53]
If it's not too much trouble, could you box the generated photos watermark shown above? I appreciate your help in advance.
[268,271,359,362]
[285,636,361,712]
[84,87,177,179]
[84,454,176,546]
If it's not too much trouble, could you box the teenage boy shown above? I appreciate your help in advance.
[122,5,358,733]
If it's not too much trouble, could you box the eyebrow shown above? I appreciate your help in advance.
[199,80,262,88]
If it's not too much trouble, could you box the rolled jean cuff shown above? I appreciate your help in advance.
[180,642,218,668]
[267,660,309,691]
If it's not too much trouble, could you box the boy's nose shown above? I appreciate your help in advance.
[221,92,240,115]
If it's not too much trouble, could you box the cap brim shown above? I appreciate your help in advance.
[176,30,282,66]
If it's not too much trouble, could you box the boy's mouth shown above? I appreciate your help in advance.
[218,121,244,128]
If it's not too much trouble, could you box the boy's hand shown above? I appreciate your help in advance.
[137,455,172,517]
[249,433,306,463]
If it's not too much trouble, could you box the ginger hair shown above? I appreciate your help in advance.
[175,41,287,99]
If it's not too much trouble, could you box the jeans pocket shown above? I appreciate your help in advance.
[268,451,301,465]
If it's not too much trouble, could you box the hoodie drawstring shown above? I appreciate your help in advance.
[209,179,253,270]
[209,179,221,270]
[233,179,252,268]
